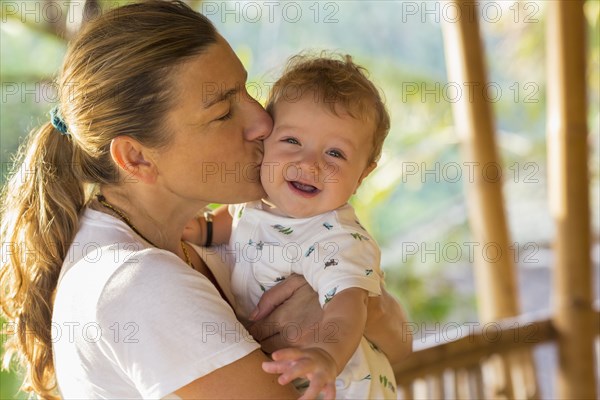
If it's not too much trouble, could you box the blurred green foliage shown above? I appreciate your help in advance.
[1,0,598,396]
[1,317,27,399]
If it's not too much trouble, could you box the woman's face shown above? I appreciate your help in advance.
[155,35,273,204]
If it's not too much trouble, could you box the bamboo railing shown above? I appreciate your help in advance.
[393,309,600,399]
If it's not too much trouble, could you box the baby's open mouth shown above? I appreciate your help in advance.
[288,181,321,196]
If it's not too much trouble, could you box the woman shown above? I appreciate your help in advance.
[0,1,410,398]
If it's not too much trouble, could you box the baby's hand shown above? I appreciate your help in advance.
[262,347,337,400]
[182,217,202,245]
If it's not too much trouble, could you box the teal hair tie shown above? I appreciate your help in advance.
[50,106,69,136]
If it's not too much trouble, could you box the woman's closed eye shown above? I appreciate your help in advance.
[216,109,233,121]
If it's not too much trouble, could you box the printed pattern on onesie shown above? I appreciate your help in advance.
[227,201,397,398]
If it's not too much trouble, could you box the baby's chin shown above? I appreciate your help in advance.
[260,198,319,219]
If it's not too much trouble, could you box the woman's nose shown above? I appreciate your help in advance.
[243,96,273,142]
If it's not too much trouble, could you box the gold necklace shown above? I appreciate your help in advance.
[180,242,193,268]
[96,194,193,268]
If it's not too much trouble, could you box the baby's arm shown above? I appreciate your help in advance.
[262,287,368,400]
[182,205,232,246]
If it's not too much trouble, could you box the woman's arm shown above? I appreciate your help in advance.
[248,275,412,364]
[364,287,413,364]
[247,274,322,353]
[211,205,233,245]
[183,205,232,246]
[172,350,299,399]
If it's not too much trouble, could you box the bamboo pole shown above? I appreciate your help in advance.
[454,368,470,400]
[401,383,414,400]
[440,0,517,323]
[546,1,598,399]
[428,373,445,399]
[467,364,485,400]
[412,378,428,400]
[440,1,539,397]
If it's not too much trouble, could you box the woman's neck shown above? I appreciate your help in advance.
[94,186,207,256]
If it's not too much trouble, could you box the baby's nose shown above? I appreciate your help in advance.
[295,156,325,182]
[296,151,323,168]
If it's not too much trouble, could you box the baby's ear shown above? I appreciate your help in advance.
[355,162,377,192]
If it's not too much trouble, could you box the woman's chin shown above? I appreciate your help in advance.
[240,185,267,203]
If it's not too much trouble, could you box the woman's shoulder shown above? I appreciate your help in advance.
[54,239,260,400]
[56,242,206,316]
[105,247,216,294]
[59,208,229,321]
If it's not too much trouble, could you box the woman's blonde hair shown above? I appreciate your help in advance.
[0,1,217,397]
[266,53,390,164]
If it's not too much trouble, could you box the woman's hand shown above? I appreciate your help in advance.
[248,275,413,363]
[182,217,203,245]
[247,274,323,353]
[262,347,337,400]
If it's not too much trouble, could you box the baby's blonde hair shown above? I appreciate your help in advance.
[266,53,390,164]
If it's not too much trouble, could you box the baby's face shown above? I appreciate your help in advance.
[260,94,376,218]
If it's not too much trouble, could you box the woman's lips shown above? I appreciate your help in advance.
[287,181,321,198]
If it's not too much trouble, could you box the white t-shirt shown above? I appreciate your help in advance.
[52,208,259,399]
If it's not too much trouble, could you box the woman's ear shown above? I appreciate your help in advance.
[109,136,157,184]
[354,162,377,193]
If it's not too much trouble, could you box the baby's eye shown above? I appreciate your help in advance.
[326,149,346,160]
[283,137,300,145]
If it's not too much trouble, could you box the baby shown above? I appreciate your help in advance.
[185,54,396,399]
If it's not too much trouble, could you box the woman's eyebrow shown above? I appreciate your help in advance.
[203,87,238,109]
[203,71,249,109]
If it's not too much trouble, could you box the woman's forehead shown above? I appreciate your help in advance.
[174,36,246,100]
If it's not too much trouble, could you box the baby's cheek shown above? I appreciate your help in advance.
[260,162,278,193]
